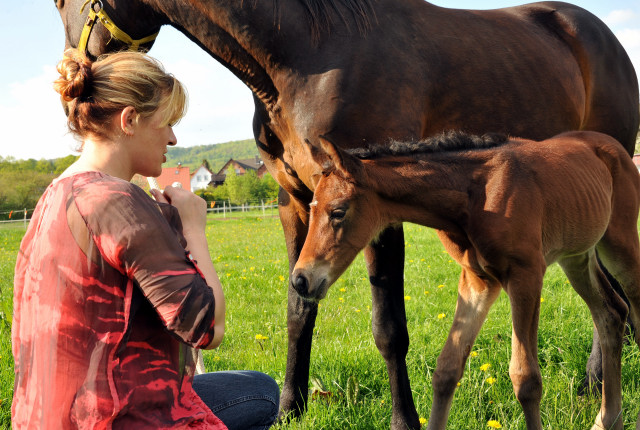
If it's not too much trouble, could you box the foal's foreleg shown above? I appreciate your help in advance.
[427,269,500,430]
[559,252,627,430]
[364,225,420,430]
[506,263,546,430]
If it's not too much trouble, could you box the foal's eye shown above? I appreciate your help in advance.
[330,209,346,221]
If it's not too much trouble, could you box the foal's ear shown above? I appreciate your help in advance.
[303,136,361,180]
[303,137,338,175]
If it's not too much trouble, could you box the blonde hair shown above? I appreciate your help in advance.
[54,49,187,142]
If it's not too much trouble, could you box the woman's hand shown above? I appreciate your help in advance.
[151,186,207,235]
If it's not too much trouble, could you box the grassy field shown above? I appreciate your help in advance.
[1,216,639,429]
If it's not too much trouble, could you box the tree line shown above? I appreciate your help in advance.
[194,169,280,206]
[0,155,280,220]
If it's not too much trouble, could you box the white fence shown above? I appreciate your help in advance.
[0,201,280,228]
[206,200,278,218]
[0,209,30,228]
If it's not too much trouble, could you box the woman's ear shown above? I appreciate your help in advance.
[120,106,137,136]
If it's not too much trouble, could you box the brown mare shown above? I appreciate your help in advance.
[54,1,639,428]
[293,131,640,430]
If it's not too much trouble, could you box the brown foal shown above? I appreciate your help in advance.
[292,131,640,430]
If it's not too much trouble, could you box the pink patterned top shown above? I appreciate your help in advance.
[12,172,227,429]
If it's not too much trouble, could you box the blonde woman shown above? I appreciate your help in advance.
[12,50,279,429]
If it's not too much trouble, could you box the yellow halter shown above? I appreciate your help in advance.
[77,0,159,54]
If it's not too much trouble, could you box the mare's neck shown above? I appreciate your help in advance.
[363,153,482,231]
[147,0,319,108]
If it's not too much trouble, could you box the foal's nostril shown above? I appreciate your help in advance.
[293,274,309,296]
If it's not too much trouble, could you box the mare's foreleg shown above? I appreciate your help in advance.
[427,269,500,430]
[506,261,546,430]
[559,251,627,430]
[278,189,317,419]
[364,225,420,430]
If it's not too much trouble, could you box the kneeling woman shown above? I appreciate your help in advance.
[12,49,279,430]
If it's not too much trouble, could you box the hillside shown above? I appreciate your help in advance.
[165,138,259,172]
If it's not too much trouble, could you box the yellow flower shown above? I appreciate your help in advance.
[470,351,478,357]
[540,297,545,303]
[419,417,427,425]
[424,290,430,295]
[339,297,344,302]
[486,377,496,385]
[404,295,411,301]
[437,313,446,319]
[480,363,491,372]
[279,275,285,281]
[255,334,268,341]
[487,420,502,428]
[437,284,445,289]
[355,309,361,313]
[339,287,346,292]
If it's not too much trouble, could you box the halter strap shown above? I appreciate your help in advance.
[77,0,159,54]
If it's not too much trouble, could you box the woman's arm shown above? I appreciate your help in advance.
[153,186,225,349]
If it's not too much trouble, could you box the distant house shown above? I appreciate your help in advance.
[156,163,192,191]
[217,156,267,179]
[191,165,214,191]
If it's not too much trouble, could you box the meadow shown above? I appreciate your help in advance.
[1,215,639,429]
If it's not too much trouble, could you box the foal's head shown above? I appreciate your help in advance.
[292,137,383,301]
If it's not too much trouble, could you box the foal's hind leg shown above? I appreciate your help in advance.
[427,268,501,430]
[559,251,628,430]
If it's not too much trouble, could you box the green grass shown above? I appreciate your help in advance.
[1,217,639,429]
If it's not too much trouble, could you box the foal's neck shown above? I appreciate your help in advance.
[363,152,488,231]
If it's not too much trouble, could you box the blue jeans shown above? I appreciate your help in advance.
[193,370,280,430]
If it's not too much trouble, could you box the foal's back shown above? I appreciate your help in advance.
[462,131,639,265]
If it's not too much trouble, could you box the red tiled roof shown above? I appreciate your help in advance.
[156,165,191,190]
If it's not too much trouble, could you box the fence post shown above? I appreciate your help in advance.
[261,200,265,216]
[223,201,226,218]
[24,208,27,229]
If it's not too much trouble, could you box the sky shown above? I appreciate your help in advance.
[0,0,638,161]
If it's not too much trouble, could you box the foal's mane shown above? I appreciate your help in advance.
[296,0,376,41]
[347,131,509,159]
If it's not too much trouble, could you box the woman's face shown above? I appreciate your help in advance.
[128,107,177,178]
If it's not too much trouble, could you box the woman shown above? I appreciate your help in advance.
[12,49,279,429]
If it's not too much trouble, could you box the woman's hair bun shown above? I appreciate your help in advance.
[54,49,94,102]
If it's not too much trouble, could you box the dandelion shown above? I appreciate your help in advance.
[339,297,344,302]
[404,295,411,301]
[279,275,285,281]
[255,334,268,341]
[486,377,496,385]
[437,313,446,319]
[480,363,491,372]
[424,290,430,295]
[355,309,361,313]
[540,297,545,303]
[487,420,502,428]
[419,417,427,425]
[437,284,445,289]
[339,287,346,292]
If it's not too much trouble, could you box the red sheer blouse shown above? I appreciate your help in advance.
[12,172,226,429]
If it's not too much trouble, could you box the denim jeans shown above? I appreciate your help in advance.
[193,370,280,430]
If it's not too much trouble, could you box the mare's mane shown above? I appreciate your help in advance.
[295,0,376,40]
[347,131,509,160]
